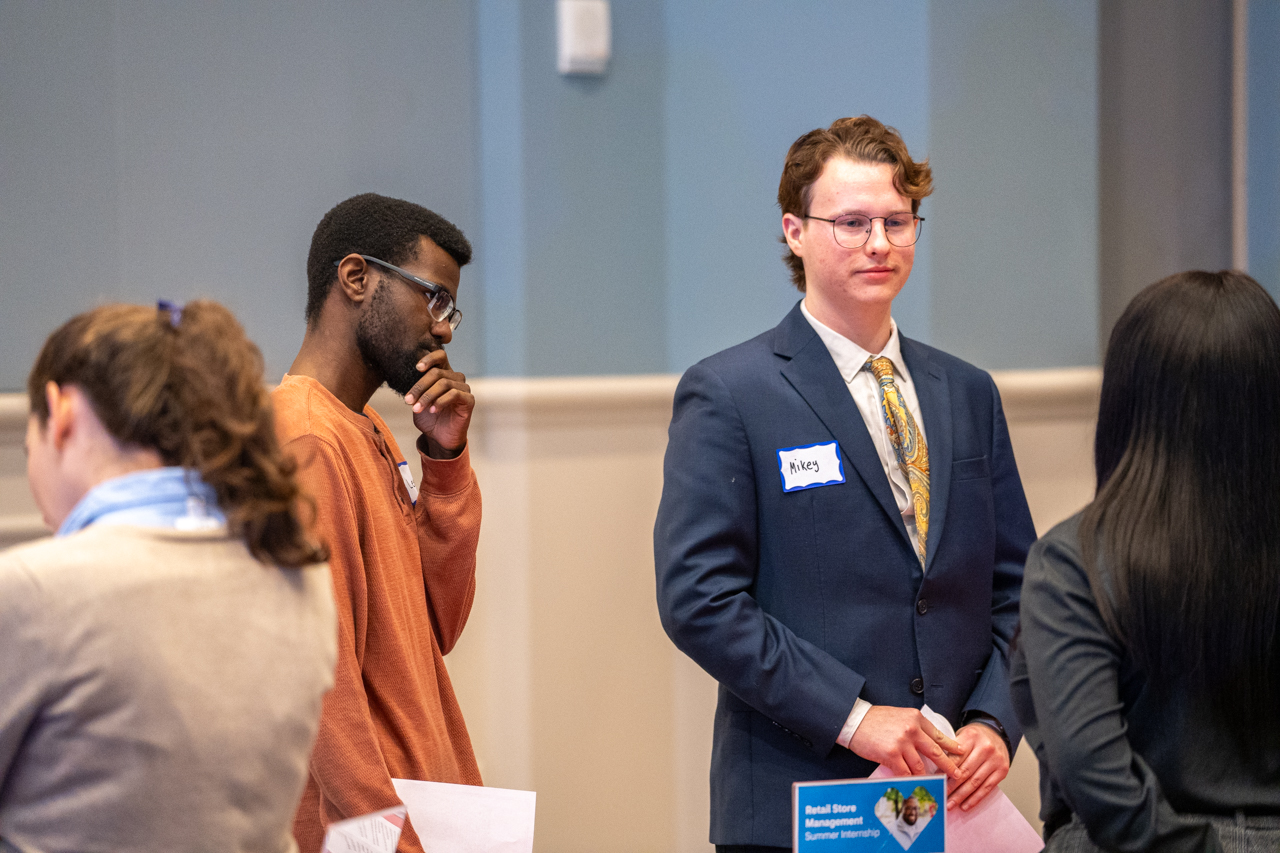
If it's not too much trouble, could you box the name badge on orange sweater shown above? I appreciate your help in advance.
[397,461,419,505]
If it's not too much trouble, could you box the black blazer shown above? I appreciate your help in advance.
[1012,514,1280,851]
[654,303,1036,846]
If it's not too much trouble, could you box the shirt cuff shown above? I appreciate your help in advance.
[415,441,473,496]
[836,698,873,749]
[961,711,1011,752]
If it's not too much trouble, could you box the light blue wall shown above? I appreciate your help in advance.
[0,0,480,389]
[473,0,1100,373]
[1249,0,1280,300]
[928,1,1099,369]
[478,1,933,378]
[3,2,1269,386]
[477,0,528,377]
[483,1,1098,376]
[519,0,667,376]
[662,1,931,373]
[478,0,669,377]
[0,2,121,383]
[659,1,1099,373]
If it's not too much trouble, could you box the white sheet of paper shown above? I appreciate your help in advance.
[392,778,536,853]
[870,705,1043,853]
[321,805,406,853]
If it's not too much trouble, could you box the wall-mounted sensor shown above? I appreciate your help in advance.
[557,0,611,75]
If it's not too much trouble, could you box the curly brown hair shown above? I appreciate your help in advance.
[778,115,933,291]
[27,300,327,569]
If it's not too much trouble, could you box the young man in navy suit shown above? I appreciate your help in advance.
[654,116,1036,852]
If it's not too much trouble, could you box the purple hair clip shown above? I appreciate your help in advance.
[157,300,183,328]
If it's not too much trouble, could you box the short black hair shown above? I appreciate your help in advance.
[305,193,473,324]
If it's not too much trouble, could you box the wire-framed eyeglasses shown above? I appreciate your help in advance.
[805,213,924,249]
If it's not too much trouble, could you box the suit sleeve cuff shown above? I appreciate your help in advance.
[837,698,873,750]
[961,710,1011,753]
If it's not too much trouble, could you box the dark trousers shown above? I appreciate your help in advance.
[715,847,791,853]
[1047,813,1280,852]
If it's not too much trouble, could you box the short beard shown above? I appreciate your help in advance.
[355,283,440,395]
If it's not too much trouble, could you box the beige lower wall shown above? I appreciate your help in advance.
[0,367,1100,851]
[0,396,44,548]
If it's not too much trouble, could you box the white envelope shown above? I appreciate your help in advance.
[321,805,406,853]
[392,778,536,853]
[870,705,1043,853]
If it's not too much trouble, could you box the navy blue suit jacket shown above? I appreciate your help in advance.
[654,303,1036,847]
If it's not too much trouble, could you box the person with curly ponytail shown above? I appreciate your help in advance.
[1012,271,1280,852]
[0,300,337,853]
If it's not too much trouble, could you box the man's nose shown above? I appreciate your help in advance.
[431,317,453,344]
[864,219,891,253]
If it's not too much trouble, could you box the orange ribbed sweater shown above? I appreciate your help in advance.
[274,375,482,853]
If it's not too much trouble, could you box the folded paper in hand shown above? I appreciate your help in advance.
[869,705,1043,853]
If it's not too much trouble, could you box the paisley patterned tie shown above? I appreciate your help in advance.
[866,357,930,563]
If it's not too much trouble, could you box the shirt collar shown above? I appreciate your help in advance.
[58,467,226,538]
[800,300,909,385]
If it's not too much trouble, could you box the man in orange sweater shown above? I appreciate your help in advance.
[275,193,482,853]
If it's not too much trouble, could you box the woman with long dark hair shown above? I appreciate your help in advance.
[1011,270,1280,852]
[0,301,336,852]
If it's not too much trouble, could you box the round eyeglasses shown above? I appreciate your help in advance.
[804,213,924,249]
[336,255,462,330]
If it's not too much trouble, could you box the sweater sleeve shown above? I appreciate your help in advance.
[288,434,427,853]
[413,440,481,655]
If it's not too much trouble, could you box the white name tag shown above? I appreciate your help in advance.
[778,441,845,492]
[397,460,419,505]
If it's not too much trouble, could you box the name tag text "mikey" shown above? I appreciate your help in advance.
[777,441,845,492]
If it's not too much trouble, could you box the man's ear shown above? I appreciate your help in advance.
[782,212,806,257]
[334,254,375,305]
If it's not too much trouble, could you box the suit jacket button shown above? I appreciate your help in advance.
[916,599,928,615]
[910,678,924,695]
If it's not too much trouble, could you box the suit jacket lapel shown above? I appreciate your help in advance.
[901,337,952,573]
[774,305,912,547]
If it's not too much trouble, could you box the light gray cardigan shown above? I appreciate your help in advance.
[0,525,336,853]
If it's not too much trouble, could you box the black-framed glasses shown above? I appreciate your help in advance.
[336,255,462,330]
[805,213,924,248]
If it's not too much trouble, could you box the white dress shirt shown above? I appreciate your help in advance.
[799,300,930,750]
